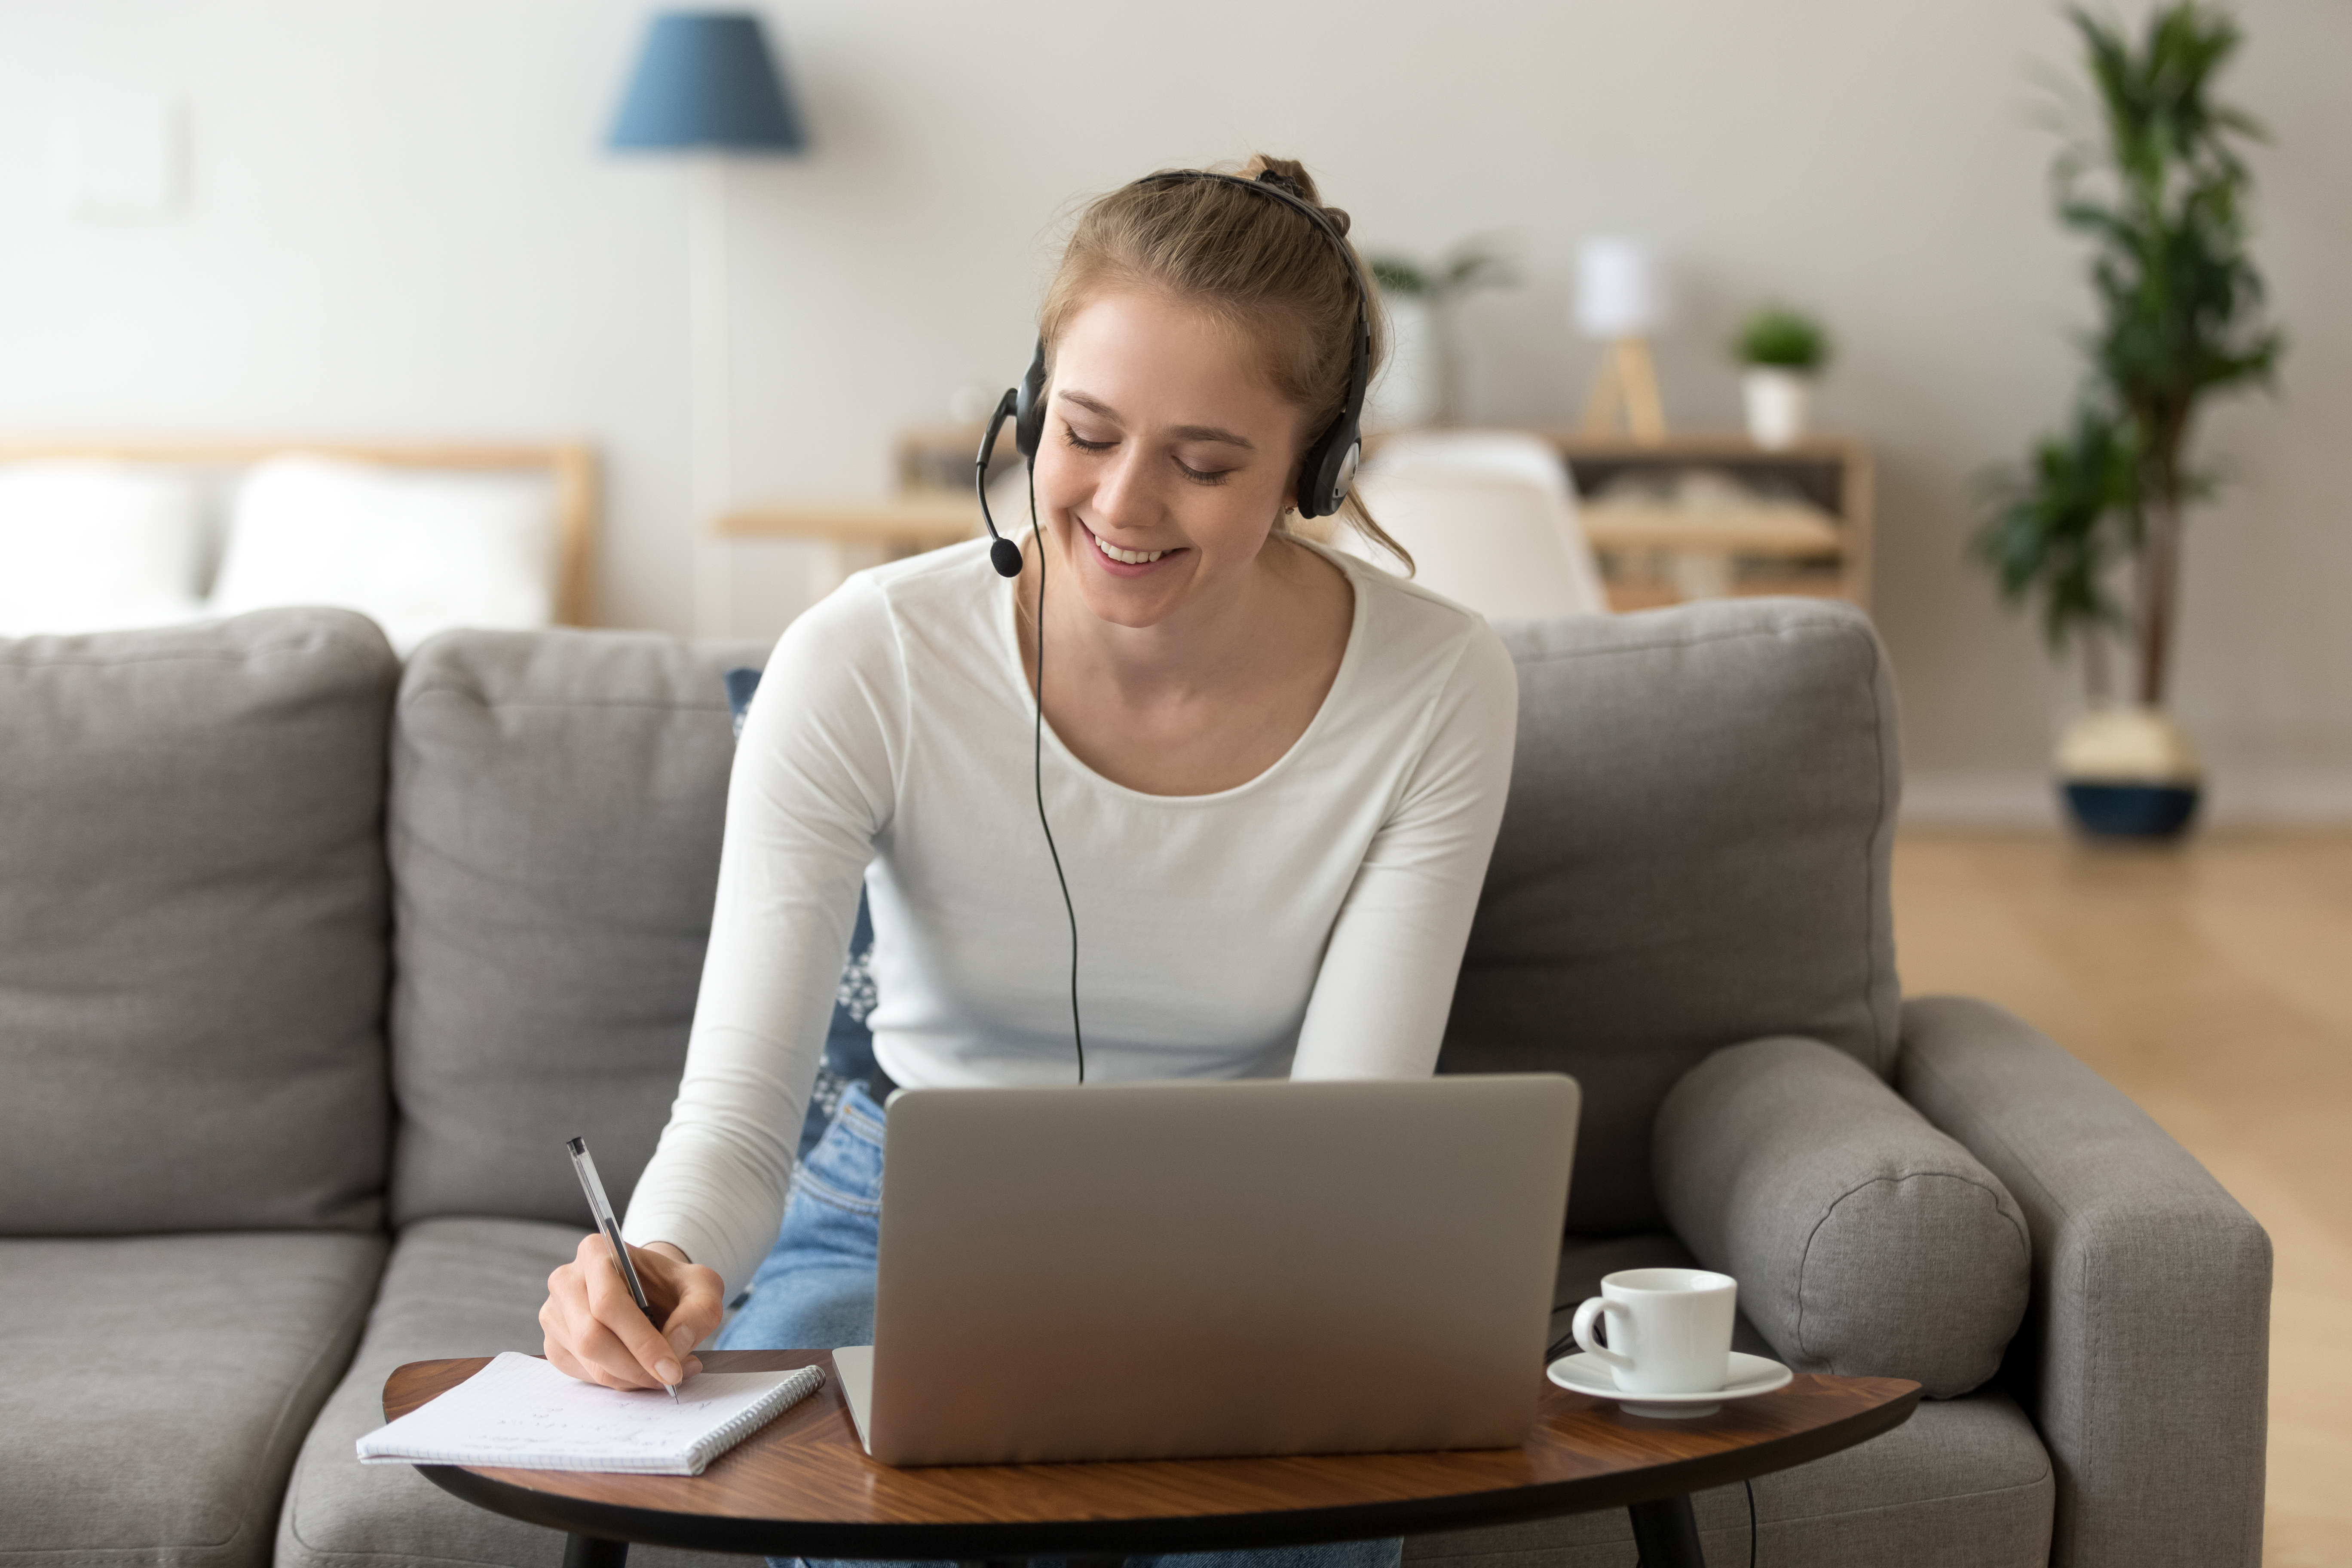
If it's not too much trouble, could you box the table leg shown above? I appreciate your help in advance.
[563,1534,629,1568]
[1627,1494,1706,1568]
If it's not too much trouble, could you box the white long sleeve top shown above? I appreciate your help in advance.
[624,536,1520,1299]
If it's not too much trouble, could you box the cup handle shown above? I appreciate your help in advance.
[1571,1297,1635,1372]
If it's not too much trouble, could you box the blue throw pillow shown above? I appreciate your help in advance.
[725,666,880,1159]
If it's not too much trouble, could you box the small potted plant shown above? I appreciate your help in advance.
[1732,306,1831,449]
[1366,238,1515,428]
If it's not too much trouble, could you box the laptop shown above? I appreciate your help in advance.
[829,1073,1579,1467]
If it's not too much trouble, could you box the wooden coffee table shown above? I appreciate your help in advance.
[385,1351,1918,1568]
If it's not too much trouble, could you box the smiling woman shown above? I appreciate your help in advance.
[542,157,1522,1568]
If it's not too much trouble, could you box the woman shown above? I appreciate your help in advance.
[539,156,1519,1566]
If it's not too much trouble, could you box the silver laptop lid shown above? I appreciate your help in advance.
[864,1074,1578,1466]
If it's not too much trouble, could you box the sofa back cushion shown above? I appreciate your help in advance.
[0,609,397,1233]
[1438,599,1902,1235]
[387,628,766,1228]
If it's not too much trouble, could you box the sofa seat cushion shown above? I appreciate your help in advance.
[1406,1386,2052,1568]
[0,1231,386,1568]
[278,1216,750,1568]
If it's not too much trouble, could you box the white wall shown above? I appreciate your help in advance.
[2,0,2346,820]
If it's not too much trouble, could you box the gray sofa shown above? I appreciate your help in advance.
[0,600,2268,1568]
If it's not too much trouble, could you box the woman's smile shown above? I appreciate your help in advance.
[1080,518,1184,574]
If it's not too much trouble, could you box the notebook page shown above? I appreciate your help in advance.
[358,1351,825,1475]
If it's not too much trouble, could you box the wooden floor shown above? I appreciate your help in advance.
[1893,832,2352,1568]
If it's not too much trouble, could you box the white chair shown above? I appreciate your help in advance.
[1344,431,1608,618]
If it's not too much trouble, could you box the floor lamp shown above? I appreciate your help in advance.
[609,10,807,637]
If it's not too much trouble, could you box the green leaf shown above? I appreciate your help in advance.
[1369,257,1431,297]
[1368,237,1518,303]
[1972,403,2136,651]
[1733,306,1831,370]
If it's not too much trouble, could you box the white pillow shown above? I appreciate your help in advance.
[0,462,208,636]
[209,456,557,654]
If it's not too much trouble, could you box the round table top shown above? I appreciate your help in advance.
[386,1351,1919,1559]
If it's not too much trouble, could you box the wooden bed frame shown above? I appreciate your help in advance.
[0,438,600,625]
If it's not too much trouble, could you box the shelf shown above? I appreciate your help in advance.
[1526,428,1874,612]
[713,494,980,547]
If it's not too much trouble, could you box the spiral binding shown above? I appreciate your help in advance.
[681,1364,827,1474]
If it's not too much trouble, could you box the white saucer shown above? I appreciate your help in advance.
[1547,1351,1794,1419]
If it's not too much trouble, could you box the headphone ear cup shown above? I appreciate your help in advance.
[1294,422,1341,519]
[1297,314,1371,518]
[1014,338,1048,459]
[1295,420,1364,520]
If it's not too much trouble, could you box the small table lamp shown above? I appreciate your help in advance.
[608,11,807,635]
[1575,238,1670,445]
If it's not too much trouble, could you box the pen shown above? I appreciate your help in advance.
[565,1135,679,1403]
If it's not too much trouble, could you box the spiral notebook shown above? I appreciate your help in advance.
[358,1351,826,1475]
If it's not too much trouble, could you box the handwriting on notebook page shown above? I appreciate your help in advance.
[358,1352,826,1474]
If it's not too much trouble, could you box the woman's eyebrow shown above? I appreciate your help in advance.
[1058,388,1256,451]
[1168,423,1255,450]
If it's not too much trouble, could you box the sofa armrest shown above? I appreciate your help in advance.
[1897,996,2270,1568]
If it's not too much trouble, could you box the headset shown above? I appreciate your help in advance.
[969,167,1375,1082]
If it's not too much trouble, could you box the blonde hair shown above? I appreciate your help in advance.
[1038,154,1411,572]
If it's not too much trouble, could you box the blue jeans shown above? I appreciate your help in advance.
[717,1084,1403,1568]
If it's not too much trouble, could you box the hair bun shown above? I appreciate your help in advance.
[1242,154,1320,204]
[1240,157,1351,236]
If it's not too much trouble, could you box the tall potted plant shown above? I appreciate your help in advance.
[1976,1,2282,838]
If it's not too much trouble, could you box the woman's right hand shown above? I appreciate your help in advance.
[541,1235,727,1391]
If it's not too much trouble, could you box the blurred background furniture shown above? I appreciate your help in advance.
[0,438,597,651]
[716,422,1869,625]
[1536,430,1872,612]
[714,493,977,604]
[714,421,1011,610]
[1349,429,1608,618]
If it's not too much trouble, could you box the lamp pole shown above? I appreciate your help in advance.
[605,9,807,641]
[688,153,732,638]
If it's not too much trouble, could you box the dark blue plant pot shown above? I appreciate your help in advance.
[2062,781,2201,840]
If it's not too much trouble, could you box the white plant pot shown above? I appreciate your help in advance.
[1366,295,1439,430]
[1742,368,1812,449]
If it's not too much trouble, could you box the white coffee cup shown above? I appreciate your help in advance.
[1571,1267,1737,1394]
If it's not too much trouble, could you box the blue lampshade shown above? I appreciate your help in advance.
[608,12,806,153]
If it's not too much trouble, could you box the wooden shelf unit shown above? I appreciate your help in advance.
[1530,430,1874,614]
